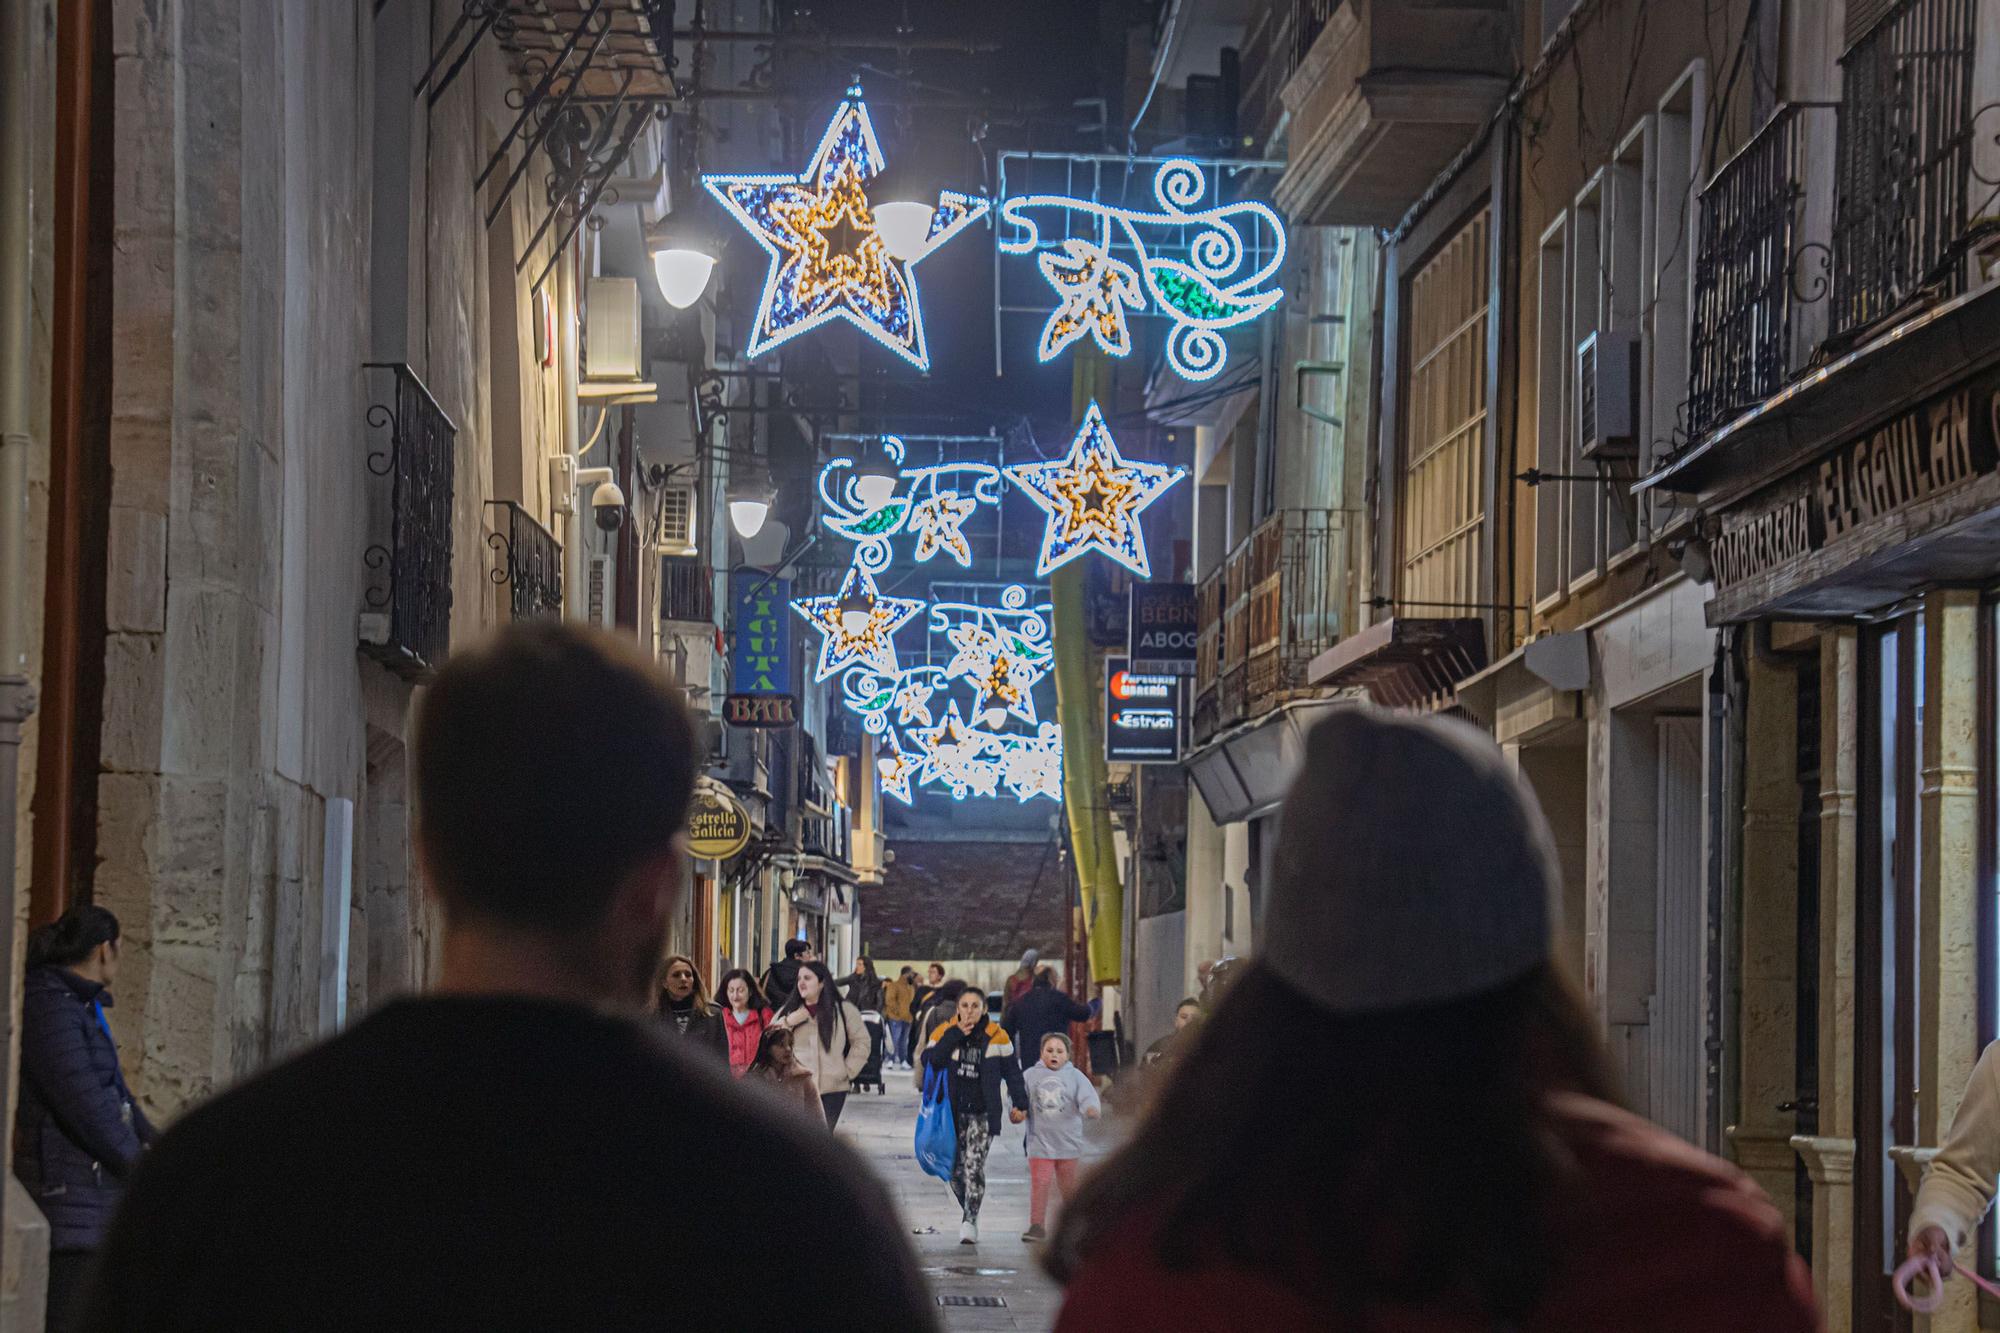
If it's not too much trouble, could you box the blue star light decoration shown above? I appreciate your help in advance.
[704,86,989,371]
[1006,402,1187,578]
[792,565,924,682]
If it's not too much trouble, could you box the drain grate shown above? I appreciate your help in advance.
[937,1294,1007,1308]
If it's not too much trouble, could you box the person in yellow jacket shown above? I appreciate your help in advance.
[881,967,917,1071]
[1911,1041,2000,1273]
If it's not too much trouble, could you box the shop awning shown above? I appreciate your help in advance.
[1305,617,1486,709]
[1184,698,1349,825]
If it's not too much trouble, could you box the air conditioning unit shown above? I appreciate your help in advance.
[584,277,642,382]
[1577,331,1638,460]
[655,483,697,556]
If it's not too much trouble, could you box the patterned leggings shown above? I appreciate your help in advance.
[952,1118,992,1223]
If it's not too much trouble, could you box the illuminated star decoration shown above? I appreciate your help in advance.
[1036,239,1146,360]
[1002,725,1065,803]
[791,565,924,681]
[908,490,980,566]
[1005,401,1187,578]
[704,85,990,371]
[915,703,988,797]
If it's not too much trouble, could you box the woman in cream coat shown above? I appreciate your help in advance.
[769,961,871,1129]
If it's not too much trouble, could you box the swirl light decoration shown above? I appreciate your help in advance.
[1006,402,1187,578]
[705,85,989,370]
[817,437,1004,574]
[932,583,1055,727]
[998,157,1286,382]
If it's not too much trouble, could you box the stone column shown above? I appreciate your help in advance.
[1916,590,1983,1333]
[1736,649,1801,1238]
[1805,626,1860,1332]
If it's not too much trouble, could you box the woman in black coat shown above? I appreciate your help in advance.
[16,905,155,1330]
[654,955,726,1060]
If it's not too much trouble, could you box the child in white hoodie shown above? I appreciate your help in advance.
[1021,1033,1101,1243]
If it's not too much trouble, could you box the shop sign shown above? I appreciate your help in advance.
[1104,655,1185,763]
[1711,371,2000,593]
[1128,582,1196,675]
[723,693,797,728]
[687,787,752,861]
[729,570,793,700]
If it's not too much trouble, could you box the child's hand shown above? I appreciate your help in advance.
[1009,1108,1027,1124]
[1085,1107,1101,1119]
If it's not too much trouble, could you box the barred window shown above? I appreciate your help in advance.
[1397,208,1490,611]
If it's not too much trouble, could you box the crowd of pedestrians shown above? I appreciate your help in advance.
[9,620,1899,1330]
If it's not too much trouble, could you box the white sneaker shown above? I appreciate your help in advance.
[959,1221,978,1245]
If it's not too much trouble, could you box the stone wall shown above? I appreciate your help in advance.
[95,0,568,1120]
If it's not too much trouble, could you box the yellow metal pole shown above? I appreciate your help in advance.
[1050,355,1123,985]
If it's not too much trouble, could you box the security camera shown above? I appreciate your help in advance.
[590,480,626,532]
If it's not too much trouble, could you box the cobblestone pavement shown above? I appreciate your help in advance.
[838,1074,1065,1332]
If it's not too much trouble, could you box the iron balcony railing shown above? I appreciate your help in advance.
[1190,509,1345,746]
[661,560,715,624]
[1686,104,1835,443]
[485,500,562,621]
[360,363,455,677]
[1831,0,1981,338]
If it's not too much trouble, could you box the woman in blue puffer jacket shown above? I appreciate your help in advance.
[15,905,154,1330]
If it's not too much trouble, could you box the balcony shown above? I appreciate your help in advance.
[1191,509,1346,747]
[360,363,455,678]
[485,500,563,621]
[1685,103,1836,444]
[1272,0,1513,227]
[1831,0,1986,340]
[661,559,715,625]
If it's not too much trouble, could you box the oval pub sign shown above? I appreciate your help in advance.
[687,789,751,861]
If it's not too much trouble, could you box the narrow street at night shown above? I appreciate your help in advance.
[840,1081,1076,1331]
[5,0,2000,1328]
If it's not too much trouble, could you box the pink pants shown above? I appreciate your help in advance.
[1029,1157,1080,1227]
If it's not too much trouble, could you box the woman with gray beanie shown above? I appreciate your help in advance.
[1048,709,1819,1332]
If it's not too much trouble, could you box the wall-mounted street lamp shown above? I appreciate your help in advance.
[649,213,717,310]
[728,494,772,540]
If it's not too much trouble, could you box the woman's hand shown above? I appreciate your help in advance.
[957,1013,979,1034]
[1009,1108,1026,1124]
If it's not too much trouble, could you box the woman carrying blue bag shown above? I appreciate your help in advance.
[922,989,1028,1245]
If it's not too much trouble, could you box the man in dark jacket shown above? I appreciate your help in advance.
[80,624,935,1331]
[758,938,812,1012]
[1003,967,1097,1064]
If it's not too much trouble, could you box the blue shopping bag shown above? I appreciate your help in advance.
[914,1066,957,1180]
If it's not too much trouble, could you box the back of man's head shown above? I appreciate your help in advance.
[414,622,697,936]
[784,939,810,961]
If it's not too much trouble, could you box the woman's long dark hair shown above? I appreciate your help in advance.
[777,961,846,1051]
[26,905,120,971]
[853,956,878,981]
[717,968,768,1012]
[1046,960,1617,1320]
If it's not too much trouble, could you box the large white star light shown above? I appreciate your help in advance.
[1005,402,1187,577]
[791,565,924,682]
[704,86,989,371]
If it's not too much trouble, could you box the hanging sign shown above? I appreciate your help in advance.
[687,787,753,861]
[1129,582,1196,675]
[1104,656,1185,764]
[731,570,793,698]
[724,693,798,728]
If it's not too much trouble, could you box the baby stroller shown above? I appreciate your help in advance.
[851,1010,889,1095]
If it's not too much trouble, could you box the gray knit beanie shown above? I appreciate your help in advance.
[1263,707,1557,1014]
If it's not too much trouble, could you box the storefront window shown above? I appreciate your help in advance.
[1858,612,1924,1328]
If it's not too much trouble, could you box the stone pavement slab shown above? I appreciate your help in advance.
[838,1076,1064,1332]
